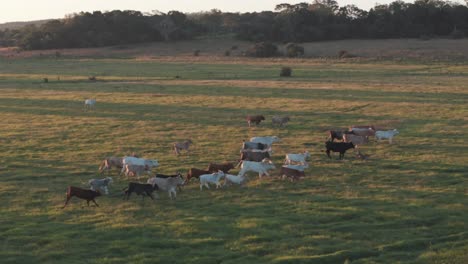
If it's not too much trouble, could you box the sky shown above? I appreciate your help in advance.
[0,0,465,24]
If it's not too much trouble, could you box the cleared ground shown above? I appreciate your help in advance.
[0,43,467,263]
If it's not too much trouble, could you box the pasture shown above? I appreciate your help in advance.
[0,52,467,263]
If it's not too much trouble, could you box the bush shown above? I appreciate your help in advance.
[246,42,278,58]
[43,78,48,83]
[231,45,238,50]
[285,43,305,57]
[280,67,292,77]
[338,50,355,59]
[88,76,97,81]
[193,50,200,56]
[224,50,231,56]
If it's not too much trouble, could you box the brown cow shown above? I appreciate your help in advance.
[63,186,101,209]
[246,115,265,127]
[280,167,305,182]
[207,162,235,173]
[186,168,210,183]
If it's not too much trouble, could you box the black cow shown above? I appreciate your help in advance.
[325,141,355,159]
[124,182,159,200]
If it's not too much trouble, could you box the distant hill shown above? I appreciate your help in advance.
[0,19,52,30]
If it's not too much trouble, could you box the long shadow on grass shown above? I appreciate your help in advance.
[10,81,468,105]
[0,97,415,129]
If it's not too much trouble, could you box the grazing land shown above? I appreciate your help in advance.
[0,41,467,263]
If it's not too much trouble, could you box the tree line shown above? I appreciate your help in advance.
[1,0,467,50]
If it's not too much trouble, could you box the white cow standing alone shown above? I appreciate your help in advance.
[84,99,96,111]
[375,129,399,144]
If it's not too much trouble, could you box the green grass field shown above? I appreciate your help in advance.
[0,53,467,263]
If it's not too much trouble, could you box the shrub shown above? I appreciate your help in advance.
[193,50,200,56]
[43,78,48,83]
[286,43,305,57]
[224,50,231,56]
[246,42,278,58]
[280,67,292,77]
[88,76,97,81]
[338,50,356,59]
[231,45,238,50]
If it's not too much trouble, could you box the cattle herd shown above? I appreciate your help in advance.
[63,112,400,208]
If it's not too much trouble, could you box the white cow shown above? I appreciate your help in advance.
[84,99,96,111]
[120,156,159,176]
[238,158,276,178]
[147,175,185,199]
[375,129,399,144]
[88,177,113,194]
[284,151,310,165]
[249,136,280,147]
[223,174,247,187]
[199,171,225,190]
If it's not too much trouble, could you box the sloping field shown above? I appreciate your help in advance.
[3,38,468,61]
[0,55,466,263]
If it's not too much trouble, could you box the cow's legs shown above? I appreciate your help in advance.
[91,199,99,207]
[63,196,71,209]
[326,150,331,159]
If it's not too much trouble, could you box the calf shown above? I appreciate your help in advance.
[343,134,369,147]
[88,177,113,194]
[84,98,96,111]
[280,167,305,182]
[185,168,211,183]
[207,162,235,173]
[223,174,247,187]
[99,157,123,175]
[272,116,290,127]
[238,159,276,178]
[239,150,270,163]
[375,129,399,144]
[147,174,185,199]
[124,182,159,200]
[173,139,193,155]
[325,141,355,160]
[199,171,225,190]
[284,151,310,165]
[246,115,265,127]
[63,186,101,208]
